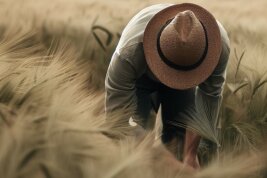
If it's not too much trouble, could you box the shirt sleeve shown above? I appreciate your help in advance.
[195,22,230,140]
[105,44,146,121]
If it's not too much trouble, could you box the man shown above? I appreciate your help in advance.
[105,3,230,169]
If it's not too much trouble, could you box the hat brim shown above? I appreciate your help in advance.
[143,3,222,89]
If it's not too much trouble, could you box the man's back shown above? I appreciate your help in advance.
[105,3,230,114]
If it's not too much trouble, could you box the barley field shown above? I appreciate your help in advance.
[0,0,266,178]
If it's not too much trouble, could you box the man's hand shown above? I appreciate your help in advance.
[183,154,200,170]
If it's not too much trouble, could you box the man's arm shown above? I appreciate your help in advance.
[183,130,201,169]
[105,53,137,120]
[183,22,230,168]
[196,21,230,142]
[105,44,146,124]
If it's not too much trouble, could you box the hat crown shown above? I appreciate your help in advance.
[159,10,206,67]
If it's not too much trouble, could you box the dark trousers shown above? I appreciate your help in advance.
[135,74,196,159]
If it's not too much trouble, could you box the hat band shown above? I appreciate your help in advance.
[157,19,208,71]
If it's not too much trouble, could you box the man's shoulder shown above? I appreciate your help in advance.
[119,42,144,60]
[116,43,147,77]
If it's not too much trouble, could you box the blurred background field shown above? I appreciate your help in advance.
[0,0,266,177]
[1,0,267,88]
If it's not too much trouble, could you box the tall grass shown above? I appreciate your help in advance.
[0,27,266,178]
[0,0,266,177]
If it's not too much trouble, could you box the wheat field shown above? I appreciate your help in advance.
[0,0,266,178]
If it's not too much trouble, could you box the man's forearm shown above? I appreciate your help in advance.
[184,129,201,157]
[183,129,201,169]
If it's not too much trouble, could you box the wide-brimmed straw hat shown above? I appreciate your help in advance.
[143,3,222,89]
